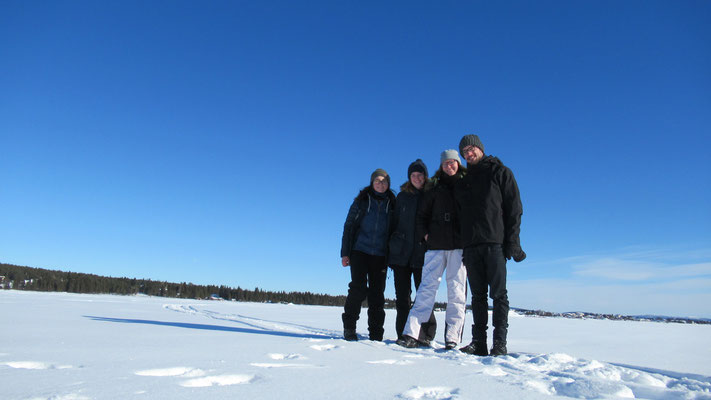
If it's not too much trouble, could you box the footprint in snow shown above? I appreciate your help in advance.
[309,344,339,351]
[367,359,414,366]
[135,366,255,388]
[268,353,305,360]
[256,352,317,368]
[2,361,73,370]
[180,374,255,387]
[481,366,507,377]
[524,379,555,395]
[399,386,460,400]
[135,367,206,377]
[250,363,317,368]
[27,391,91,400]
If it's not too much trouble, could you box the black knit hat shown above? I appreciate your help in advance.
[459,134,485,155]
[370,168,390,187]
[407,159,429,179]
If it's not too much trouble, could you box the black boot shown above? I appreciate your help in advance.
[490,340,507,356]
[461,323,488,356]
[460,340,488,356]
[344,328,358,341]
[396,335,420,348]
[420,311,438,343]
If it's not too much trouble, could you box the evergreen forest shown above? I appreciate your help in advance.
[0,262,445,309]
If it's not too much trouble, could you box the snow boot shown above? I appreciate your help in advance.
[369,328,384,342]
[444,342,457,350]
[344,329,358,341]
[460,340,488,356]
[490,341,507,356]
[396,336,421,348]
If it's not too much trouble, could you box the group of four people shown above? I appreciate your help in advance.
[340,134,526,356]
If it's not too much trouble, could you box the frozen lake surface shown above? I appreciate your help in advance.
[1,290,710,399]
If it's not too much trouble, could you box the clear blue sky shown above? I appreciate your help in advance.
[2,1,710,317]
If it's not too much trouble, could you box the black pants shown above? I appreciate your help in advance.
[463,244,509,343]
[391,265,437,341]
[342,250,387,340]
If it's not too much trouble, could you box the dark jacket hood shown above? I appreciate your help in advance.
[355,187,396,203]
[425,168,465,191]
[468,155,502,170]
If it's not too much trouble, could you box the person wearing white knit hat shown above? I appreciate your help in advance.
[397,150,468,350]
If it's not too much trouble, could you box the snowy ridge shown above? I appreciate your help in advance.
[378,345,710,399]
[2,291,710,399]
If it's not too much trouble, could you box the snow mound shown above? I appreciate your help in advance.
[179,374,254,387]
[400,386,459,399]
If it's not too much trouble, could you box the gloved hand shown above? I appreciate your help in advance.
[504,244,527,262]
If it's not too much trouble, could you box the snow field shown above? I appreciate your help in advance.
[1,290,710,399]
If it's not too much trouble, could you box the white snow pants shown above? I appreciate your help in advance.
[403,249,467,344]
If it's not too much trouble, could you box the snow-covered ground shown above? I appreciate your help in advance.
[1,291,710,399]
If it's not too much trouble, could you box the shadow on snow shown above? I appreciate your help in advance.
[84,315,338,340]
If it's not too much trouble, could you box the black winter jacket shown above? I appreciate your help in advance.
[454,155,523,250]
[340,188,396,258]
[416,172,464,251]
[388,186,427,268]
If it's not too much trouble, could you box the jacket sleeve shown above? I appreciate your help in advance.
[390,193,402,236]
[499,166,523,249]
[340,200,360,258]
[415,189,434,244]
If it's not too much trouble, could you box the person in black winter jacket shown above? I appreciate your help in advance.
[340,168,396,341]
[397,150,468,350]
[455,134,526,357]
[388,159,437,342]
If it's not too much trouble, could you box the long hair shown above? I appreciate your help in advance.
[426,161,466,190]
[399,180,424,194]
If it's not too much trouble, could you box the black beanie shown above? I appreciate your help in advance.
[459,134,485,155]
[407,159,429,179]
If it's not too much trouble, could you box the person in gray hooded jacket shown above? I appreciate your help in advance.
[340,168,396,341]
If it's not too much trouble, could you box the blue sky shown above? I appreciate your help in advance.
[2,1,710,317]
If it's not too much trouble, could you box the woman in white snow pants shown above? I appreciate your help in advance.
[397,150,467,350]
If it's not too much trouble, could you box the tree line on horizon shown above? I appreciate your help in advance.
[0,262,345,305]
[1,262,708,325]
[0,262,449,310]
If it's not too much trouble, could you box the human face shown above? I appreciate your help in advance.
[441,159,459,176]
[372,176,389,193]
[461,145,484,165]
[409,172,425,190]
